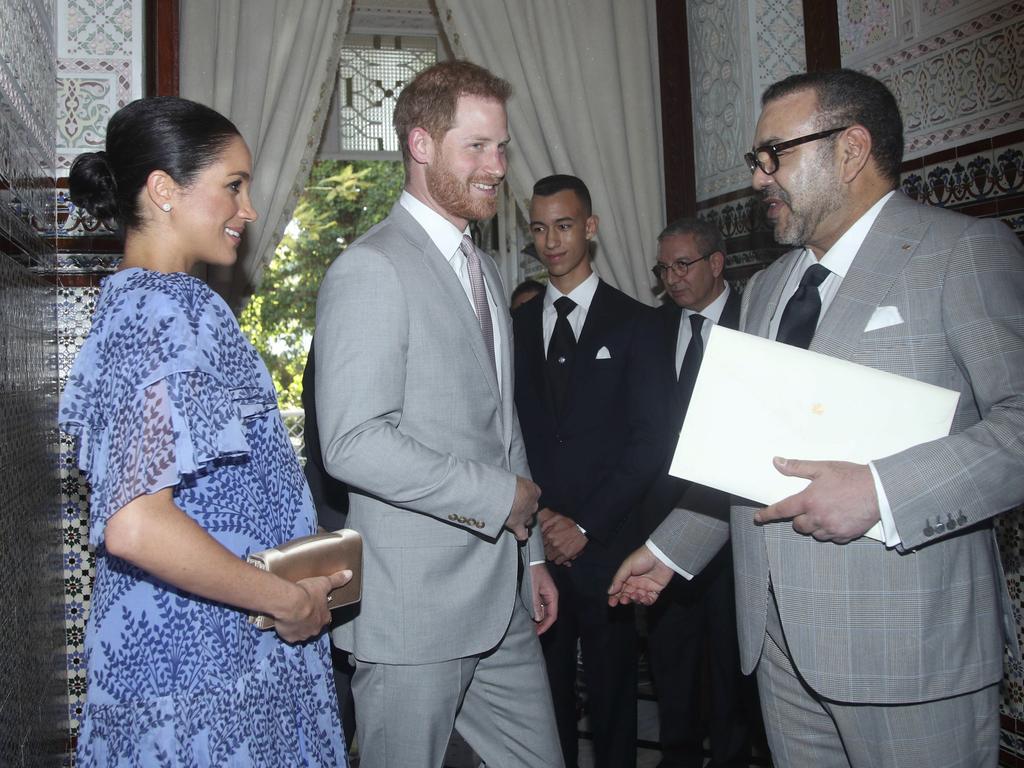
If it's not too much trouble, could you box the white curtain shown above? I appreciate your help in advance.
[179,0,352,308]
[436,0,665,304]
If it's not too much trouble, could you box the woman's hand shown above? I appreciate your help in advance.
[273,570,353,643]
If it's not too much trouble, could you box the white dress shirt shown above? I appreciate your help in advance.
[400,191,503,393]
[650,191,901,579]
[542,271,600,355]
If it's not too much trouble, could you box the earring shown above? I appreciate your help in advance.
[161,203,172,212]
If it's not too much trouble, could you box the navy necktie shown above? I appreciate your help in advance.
[676,313,705,417]
[777,263,830,349]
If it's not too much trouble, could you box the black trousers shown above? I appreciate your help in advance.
[646,544,754,768]
[542,559,638,768]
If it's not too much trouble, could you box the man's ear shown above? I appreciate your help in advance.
[709,250,726,278]
[838,125,872,183]
[585,214,599,240]
[408,127,434,165]
[145,170,177,213]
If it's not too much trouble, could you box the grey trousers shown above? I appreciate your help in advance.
[351,598,564,768]
[758,590,999,768]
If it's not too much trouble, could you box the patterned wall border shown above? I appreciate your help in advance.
[846,0,1024,160]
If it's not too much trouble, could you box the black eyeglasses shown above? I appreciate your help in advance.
[744,126,849,176]
[651,253,712,281]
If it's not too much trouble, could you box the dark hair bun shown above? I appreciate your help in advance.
[68,151,120,226]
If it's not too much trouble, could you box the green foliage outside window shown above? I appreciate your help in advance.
[240,159,405,408]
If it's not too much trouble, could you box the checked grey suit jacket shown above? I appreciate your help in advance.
[651,191,1024,705]
[315,202,542,665]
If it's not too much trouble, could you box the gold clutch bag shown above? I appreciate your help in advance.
[246,529,363,630]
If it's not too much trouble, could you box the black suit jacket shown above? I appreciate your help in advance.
[640,289,740,537]
[512,280,670,563]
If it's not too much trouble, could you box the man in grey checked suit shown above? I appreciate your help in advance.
[610,69,1024,767]
[315,61,562,768]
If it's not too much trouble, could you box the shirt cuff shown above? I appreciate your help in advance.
[576,523,587,535]
[647,538,694,580]
[529,559,546,566]
[868,461,902,548]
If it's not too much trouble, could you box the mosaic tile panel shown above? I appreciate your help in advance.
[50,4,144,753]
[687,0,757,202]
[686,0,805,206]
[838,0,895,56]
[55,0,141,174]
[847,1,1024,160]
[0,0,58,153]
[58,0,134,59]
[0,0,58,271]
[0,3,63,763]
[755,0,806,92]
[56,282,101,739]
[0,255,62,767]
[922,0,964,13]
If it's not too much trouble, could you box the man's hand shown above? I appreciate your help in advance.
[607,545,673,606]
[505,476,541,541]
[753,457,880,543]
[540,509,587,565]
[530,563,559,635]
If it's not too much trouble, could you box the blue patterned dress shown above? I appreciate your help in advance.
[60,268,346,767]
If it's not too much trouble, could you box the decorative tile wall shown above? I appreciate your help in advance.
[841,0,1024,160]
[52,0,142,749]
[686,0,805,204]
[55,0,142,174]
[0,0,63,765]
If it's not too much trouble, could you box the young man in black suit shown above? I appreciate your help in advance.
[641,218,754,768]
[513,174,668,768]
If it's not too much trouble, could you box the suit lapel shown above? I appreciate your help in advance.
[479,253,514,446]
[811,193,927,359]
[719,288,741,331]
[745,250,802,337]
[522,298,554,416]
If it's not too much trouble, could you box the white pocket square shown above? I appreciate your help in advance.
[595,346,612,360]
[864,305,904,332]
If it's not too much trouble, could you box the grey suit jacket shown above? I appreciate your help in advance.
[652,192,1024,704]
[315,202,541,665]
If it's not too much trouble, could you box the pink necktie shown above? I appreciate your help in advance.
[460,235,496,373]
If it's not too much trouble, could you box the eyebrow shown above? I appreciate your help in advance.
[230,171,251,180]
[530,216,575,226]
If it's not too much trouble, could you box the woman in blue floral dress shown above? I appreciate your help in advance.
[60,97,349,767]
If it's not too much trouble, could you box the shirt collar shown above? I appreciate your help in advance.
[817,190,895,277]
[544,271,600,313]
[399,190,468,262]
[685,283,730,325]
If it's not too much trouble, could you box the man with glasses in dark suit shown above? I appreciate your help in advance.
[641,218,753,768]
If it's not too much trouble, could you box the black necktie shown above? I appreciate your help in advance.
[776,263,830,349]
[546,296,577,414]
[676,313,705,418]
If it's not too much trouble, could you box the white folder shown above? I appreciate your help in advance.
[669,326,960,541]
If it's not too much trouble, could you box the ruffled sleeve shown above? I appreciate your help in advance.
[59,271,278,548]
